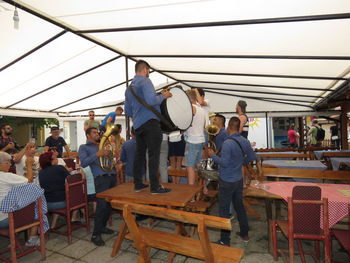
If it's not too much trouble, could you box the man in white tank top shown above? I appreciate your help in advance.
[184,89,209,185]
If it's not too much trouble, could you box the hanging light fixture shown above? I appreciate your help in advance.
[13,6,19,29]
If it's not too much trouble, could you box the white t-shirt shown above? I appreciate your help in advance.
[15,155,40,184]
[185,104,209,144]
[0,172,28,221]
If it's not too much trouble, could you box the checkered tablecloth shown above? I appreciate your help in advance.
[256,181,350,227]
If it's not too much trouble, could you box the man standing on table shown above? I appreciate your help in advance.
[78,127,115,246]
[208,117,256,246]
[124,60,172,194]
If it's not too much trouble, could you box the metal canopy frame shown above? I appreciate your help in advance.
[1,0,349,115]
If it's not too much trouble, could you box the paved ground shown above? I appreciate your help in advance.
[0,200,348,262]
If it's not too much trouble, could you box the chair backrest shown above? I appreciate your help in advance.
[64,158,76,170]
[10,197,43,231]
[65,174,87,209]
[323,152,350,158]
[111,200,231,230]
[289,186,328,236]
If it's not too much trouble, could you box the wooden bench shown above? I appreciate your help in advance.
[262,167,350,181]
[111,200,244,263]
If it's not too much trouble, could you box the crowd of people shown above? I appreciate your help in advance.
[2,59,340,251]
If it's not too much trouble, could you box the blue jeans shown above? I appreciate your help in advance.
[47,201,66,210]
[219,178,249,243]
[0,218,9,229]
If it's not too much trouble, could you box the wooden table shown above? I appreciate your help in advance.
[97,182,203,261]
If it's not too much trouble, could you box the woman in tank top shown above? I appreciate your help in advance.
[236,100,249,138]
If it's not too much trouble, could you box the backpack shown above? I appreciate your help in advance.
[316,126,325,141]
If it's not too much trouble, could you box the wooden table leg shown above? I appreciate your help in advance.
[265,199,273,255]
[111,220,127,257]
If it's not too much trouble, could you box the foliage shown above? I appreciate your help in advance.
[0,116,58,128]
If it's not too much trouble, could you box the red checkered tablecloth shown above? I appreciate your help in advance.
[256,182,350,227]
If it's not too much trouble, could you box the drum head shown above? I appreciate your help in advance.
[165,87,193,130]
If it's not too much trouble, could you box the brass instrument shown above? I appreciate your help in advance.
[205,124,220,152]
[99,124,120,172]
[201,124,220,172]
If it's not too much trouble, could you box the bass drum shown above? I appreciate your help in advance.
[160,87,193,133]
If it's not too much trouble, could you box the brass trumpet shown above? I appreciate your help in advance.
[99,124,120,172]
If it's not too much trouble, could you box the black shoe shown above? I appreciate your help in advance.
[100,227,114,234]
[91,235,105,246]
[236,232,250,243]
[134,183,149,192]
[150,185,172,194]
[214,240,230,247]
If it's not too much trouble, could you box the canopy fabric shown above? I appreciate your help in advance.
[1,0,350,117]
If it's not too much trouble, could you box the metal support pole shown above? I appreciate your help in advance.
[125,57,131,140]
[265,112,269,148]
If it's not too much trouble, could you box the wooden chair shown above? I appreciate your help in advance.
[49,174,90,244]
[0,197,46,263]
[63,158,76,170]
[112,200,244,263]
[331,204,350,262]
[255,148,298,152]
[271,186,331,263]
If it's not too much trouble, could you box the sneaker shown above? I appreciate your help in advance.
[91,235,105,246]
[134,183,149,192]
[229,214,235,220]
[150,185,172,194]
[214,240,230,247]
[25,236,40,247]
[100,227,114,234]
[236,232,250,243]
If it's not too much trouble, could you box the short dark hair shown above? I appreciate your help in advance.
[197,87,205,97]
[135,60,150,73]
[237,100,247,114]
[85,127,98,137]
[228,116,241,131]
[116,106,123,112]
[215,114,226,126]
[88,110,94,114]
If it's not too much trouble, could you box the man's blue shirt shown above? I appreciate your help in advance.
[124,75,164,129]
[78,141,116,178]
[211,132,256,183]
[120,138,145,178]
[215,128,228,151]
[100,112,116,127]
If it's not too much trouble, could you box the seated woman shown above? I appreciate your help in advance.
[39,152,79,228]
[0,152,28,229]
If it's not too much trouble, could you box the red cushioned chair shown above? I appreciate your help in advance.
[271,185,331,263]
[0,197,46,263]
[49,173,89,244]
[331,204,350,263]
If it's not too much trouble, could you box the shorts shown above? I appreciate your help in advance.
[184,142,205,167]
[168,137,186,157]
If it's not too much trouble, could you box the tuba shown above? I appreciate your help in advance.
[200,124,220,172]
[205,124,220,151]
[99,124,120,172]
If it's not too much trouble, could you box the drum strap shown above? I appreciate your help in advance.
[227,138,247,158]
[129,85,175,130]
